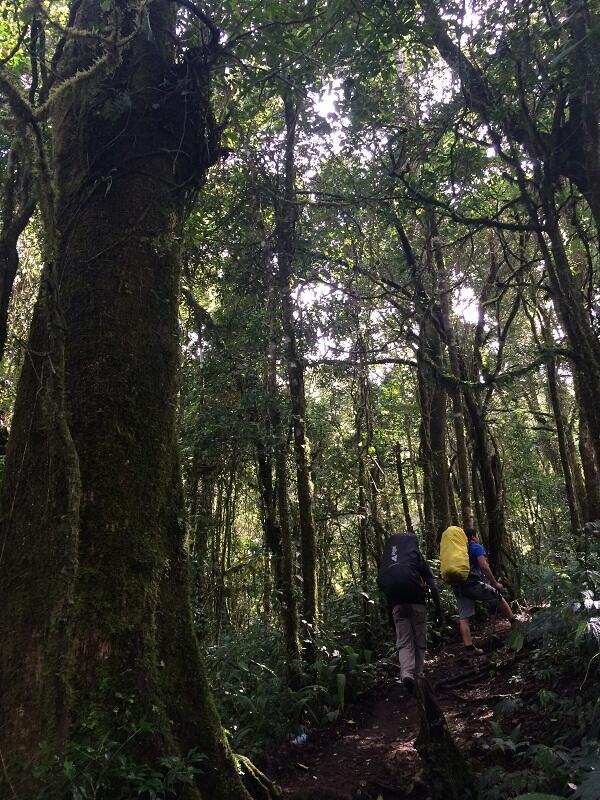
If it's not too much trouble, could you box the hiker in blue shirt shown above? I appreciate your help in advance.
[454,528,518,654]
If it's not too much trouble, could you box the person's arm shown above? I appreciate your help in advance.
[477,554,503,590]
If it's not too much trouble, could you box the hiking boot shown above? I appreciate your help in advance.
[465,644,484,655]
[402,675,415,694]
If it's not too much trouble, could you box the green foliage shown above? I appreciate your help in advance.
[520,529,600,667]
[32,723,206,800]
[206,595,385,757]
[480,532,600,799]
[479,737,600,800]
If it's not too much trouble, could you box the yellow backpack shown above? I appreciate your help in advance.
[440,525,470,585]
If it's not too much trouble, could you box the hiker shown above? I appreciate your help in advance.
[454,527,518,654]
[378,532,443,692]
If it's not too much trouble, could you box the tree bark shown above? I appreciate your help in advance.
[0,4,265,797]
[560,387,588,522]
[533,179,600,472]
[265,281,303,676]
[353,328,378,647]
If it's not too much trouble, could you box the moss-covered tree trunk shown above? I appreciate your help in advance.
[533,179,600,475]
[0,4,270,798]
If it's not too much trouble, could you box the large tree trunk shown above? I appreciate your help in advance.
[556,375,589,522]
[256,442,281,604]
[354,328,386,547]
[0,5,266,798]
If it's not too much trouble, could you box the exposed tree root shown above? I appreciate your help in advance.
[414,677,478,800]
[236,754,283,800]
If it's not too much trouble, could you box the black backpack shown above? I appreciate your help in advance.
[378,533,426,604]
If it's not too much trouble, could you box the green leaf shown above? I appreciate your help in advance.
[575,620,589,644]
[507,628,525,652]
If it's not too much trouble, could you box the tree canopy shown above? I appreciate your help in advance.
[0,0,599,798]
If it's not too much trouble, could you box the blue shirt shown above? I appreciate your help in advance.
[468,542,486,578]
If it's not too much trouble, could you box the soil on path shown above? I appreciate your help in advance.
[265,620,521,800]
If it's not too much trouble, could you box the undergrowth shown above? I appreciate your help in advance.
[32,721,206,799]
[479,524,600,800]
[205,586,390,757]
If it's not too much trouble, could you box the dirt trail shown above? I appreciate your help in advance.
[265,621,519,800]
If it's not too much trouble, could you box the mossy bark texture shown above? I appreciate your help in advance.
[0,3,266,798]
[414,677,478,800]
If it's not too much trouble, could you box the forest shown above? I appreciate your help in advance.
[0,0,599,798]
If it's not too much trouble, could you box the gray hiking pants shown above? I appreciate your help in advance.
[392,603,427,681]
